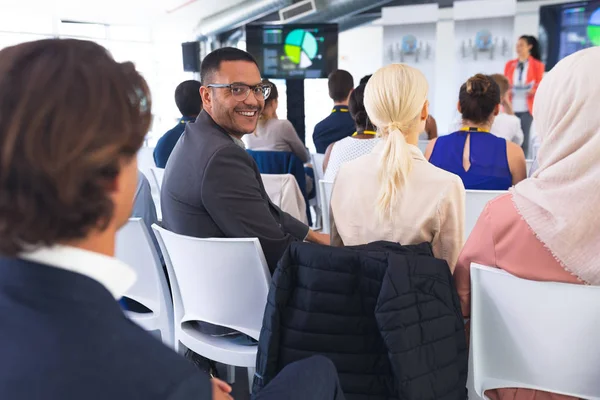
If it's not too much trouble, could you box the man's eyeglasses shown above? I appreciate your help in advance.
[206,83,272,101]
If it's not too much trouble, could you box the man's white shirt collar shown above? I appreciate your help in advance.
[20,245,136,299]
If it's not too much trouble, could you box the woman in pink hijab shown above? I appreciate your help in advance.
[454,46,600,400]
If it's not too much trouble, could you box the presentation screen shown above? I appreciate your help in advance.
[540,0,600,70]
[246,24,338,79]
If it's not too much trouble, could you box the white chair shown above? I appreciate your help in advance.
[319,180,334,235]
[310,153,325,229]
[152,225,270,389]
[150,167,165,191]
[116,218,174,348]
[418,139,429,154]
[465,190,507,239]
[470,264,600,399]
[148,167,164,220]
[262,174,308,224]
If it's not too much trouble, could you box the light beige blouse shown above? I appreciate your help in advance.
[330,142,466,271]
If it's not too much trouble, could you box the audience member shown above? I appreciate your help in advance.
[330,64,465,270]
[313,69,355,153]
[323,83,380,181]
[245,79,309,162]
[0,38,345,400]
[0,37,213,400]
[161,47,328,277]
[489,73,524,145]
[420,114,438,140]
[454,46,600,400]
[504,35,544,158]
[426,74,526,190]
[153,80,201,168]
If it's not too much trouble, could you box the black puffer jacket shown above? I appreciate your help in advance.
[253,241,467,400]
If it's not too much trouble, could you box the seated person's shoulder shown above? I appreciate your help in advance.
[506,140,525,159]
[312,115,330,133]
[421,156,464,186]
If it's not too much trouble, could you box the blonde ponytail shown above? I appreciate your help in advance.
[363,64,429,219]
[377,125,413,219]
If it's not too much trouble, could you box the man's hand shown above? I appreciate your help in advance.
[212,378,233,400]
[306,229,331,246]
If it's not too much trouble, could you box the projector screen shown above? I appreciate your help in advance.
[540,0,600,70]
[245,23,338,79]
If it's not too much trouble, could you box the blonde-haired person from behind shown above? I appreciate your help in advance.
[330,64,466,271]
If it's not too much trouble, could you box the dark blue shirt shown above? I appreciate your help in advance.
[429,130,512,190]
[312,105,356,154]
[153,116,195,168]
[0,257,210,399]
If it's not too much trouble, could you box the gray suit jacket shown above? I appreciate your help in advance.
[161,111,309,272]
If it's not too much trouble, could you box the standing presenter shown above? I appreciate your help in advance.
[504,35,545,158]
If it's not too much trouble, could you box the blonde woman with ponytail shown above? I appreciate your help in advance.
[330,64,465,271]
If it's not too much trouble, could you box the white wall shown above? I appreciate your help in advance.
[338,24,384,85]
[337,0,583,132]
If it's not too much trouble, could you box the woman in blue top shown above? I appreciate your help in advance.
[426,74,526,190]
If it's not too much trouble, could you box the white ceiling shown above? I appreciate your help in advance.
[0,0,247,26]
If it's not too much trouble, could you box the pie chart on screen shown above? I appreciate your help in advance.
[284,29,318,68]
[588,8,600,46]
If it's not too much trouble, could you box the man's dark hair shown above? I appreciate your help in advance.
[200,47,259,85]
[175,80,202,116]
[0,39,152,256]
[328,69,354,102]
[459,74,500,124]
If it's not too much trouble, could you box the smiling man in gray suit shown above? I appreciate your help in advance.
[161,47,328,274]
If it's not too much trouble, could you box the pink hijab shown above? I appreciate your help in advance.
[511,47,600,285]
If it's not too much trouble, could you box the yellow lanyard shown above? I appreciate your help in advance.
[459,126,489,133]
[352,130,377,137]
[332,107,349,113]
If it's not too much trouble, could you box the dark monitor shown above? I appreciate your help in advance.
[540,1,600,70]
[246,23,338,79]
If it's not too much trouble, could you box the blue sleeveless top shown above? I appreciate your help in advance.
[429,131,512,190]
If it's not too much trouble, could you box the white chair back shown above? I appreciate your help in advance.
[310,153,326,229]
[312,153,325,181]
[152,225,270,341]
[418,140,429,154]
[319,180,334,234]
[150,167,165,191]
[137,146,155,175]
[116,218,173,346]
[465,190,507,239]
[262,174,308,224]
[471,264,600,399]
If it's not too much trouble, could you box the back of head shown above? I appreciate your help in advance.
[348,84,375,132]
[458,74,500,124]
[328,69,354,102]
[364,64,429,218]
[0,39,152,256]
[490,73,509,99]
[175,80,202,117]
[200,47,259,85]
[359,74,372,86]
